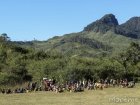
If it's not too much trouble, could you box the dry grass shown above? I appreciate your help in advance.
[0,85,140,105]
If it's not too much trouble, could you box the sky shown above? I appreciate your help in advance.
[0,0,140,41]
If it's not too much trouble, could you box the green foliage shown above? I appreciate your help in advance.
[116,42,140,80]
[0,34,140,86]
[96,59,124,79]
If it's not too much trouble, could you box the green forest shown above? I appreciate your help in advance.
[0,33,140,86]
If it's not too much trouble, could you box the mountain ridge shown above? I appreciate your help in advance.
[15,14,140,57]
[84,14,140,39]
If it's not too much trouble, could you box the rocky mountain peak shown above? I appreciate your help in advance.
[100,14,119,26]
[115,16,140,38]
[121,17,140,30]
[83,14,118,33]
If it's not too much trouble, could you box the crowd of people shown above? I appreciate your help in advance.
[0,78,135,94]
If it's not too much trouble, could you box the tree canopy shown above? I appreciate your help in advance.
[0,35,140,86]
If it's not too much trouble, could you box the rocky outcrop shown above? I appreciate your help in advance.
[115,17,140,38]
[83,14,118,33]
[84,14,140,39]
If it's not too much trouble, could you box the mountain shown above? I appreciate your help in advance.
[15,14,140,57]
[84,14,140,39]
[83,14,118,33]
[115,17,140,38]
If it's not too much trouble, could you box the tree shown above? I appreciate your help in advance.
[0,33,10,41]
[96,58,124,79]
[117,42,140,80]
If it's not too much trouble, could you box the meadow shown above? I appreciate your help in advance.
[0,85,140,105]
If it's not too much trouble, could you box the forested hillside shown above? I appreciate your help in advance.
[0,14,140,86]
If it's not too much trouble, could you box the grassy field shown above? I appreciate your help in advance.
[0,85,140,105]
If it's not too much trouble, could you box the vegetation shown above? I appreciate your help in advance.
[0,32,140,86]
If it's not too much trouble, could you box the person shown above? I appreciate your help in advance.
[113,79,116,87]
[104,79,108,88]
[1,89,5,94]
[6,88,12,94]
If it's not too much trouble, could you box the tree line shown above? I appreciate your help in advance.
[0,34,140,86]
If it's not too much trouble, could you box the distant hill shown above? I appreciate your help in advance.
[15,14,140,57]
